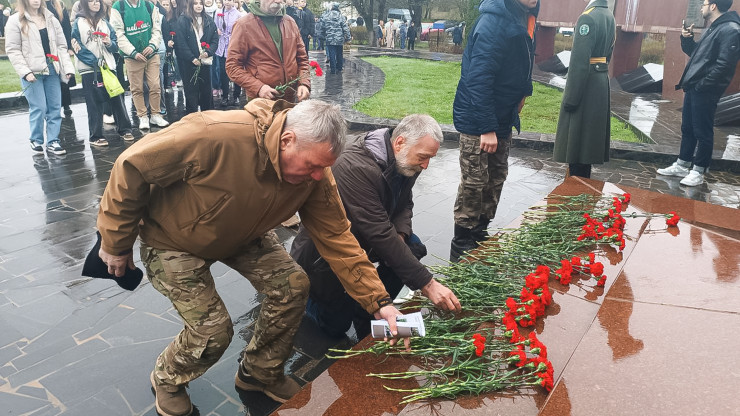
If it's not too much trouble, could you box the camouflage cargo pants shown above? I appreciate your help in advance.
[453,132,511,228]
[142,230,309,387]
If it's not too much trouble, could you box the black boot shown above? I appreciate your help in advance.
[471,217,490,244]
[450,224,476,262]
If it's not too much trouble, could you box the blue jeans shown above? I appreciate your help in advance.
[678,88,723,171]
[22,64,62,146]
[327,44,343,73]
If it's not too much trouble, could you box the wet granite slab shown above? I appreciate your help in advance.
[276,176,740,415]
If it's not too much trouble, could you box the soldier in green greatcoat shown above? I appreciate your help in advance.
[553,0,615,178]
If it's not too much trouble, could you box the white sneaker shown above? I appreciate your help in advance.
[149,114,170,127]
[139,117,150,130]
[656,162,689,177]
[103,114,115,124]
[679,170,704,186]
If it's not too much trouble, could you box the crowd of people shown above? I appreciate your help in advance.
[6,0,349,155]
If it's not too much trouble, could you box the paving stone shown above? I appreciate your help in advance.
[12,336,78,371]
[0,315,26,347]
[0,390,49,415]
[0,344,23,364]
[16,385,49,400]
[99,310,181,347]
[8,338,109,388]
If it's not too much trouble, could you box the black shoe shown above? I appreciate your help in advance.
[450,224,476,262]
[471,217,490,243]
[63,106,72,116]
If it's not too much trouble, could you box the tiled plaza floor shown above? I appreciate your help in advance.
[1,52,739,416]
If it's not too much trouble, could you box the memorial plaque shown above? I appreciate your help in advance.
[685,0,707,28]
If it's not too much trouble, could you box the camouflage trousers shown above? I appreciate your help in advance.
[142,230,309,387]
[453,132,511,228]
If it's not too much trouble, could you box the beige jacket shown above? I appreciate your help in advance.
[6,10,76,80]
[97,99,390,314]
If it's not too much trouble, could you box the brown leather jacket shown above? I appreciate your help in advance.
[225,13,309,103]
[97,99,389,314]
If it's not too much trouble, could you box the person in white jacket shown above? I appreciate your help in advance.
[6,0,76,156]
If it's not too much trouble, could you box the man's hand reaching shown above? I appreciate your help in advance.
[421,278,462,313]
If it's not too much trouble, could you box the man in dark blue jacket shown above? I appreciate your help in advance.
[450,0,539,261]
[657,0,740,187]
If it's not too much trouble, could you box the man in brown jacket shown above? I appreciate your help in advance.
[225,0,310,103]
[97,99,404,416]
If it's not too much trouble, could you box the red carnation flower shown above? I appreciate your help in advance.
[169,31,176,36]
[45,53,59,61]
[201,41,209,48]
[92,31,108,37]
[217,12,224,16]
[508,350,527,367]
[666,211,681,227]
[135,20,144,28]
[309,60,324,76]
[588,262,604,276]
[622,193,631,204]
[596,275,607,287]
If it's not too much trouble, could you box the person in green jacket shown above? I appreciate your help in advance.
[553,0,615,178]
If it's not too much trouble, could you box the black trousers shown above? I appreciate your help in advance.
[61,81,72,108]
[81,72,132,139]
[407,38,415,50]
[216,55,241,102]
[305,237,427,338]
[569,163,592,178]
[179,59,213,114]
[679,88,723,170]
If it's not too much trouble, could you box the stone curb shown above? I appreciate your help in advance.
[345,114,740,173]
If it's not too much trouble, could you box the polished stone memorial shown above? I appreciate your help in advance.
[276,176,740,416]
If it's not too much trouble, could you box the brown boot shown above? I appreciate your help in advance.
[150,372,193,416]
[234,367,301,403]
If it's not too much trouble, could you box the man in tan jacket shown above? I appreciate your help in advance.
[225,0,310,103]
[97,99,404,416]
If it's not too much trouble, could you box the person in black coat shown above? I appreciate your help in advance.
[291,115,461,338]
[450,0,539,261]
[452,23,463,45]
[47,0,75,116]
[657,0,740,187]
[161,0,180,88]
[298,0,314,56]
[174,0,218,113]
[406,21,416,50]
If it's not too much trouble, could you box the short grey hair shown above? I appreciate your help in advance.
[391,114,443,147]
[284,99,346,158]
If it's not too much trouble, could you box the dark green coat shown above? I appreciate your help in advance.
[553,0,615,164]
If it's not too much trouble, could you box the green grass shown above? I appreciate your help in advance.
[354,56,460,122]
[355,56,642,143]
[0,58,83,94]
[0,59,22,93]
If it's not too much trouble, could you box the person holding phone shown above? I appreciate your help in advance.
[657,0,740,186]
